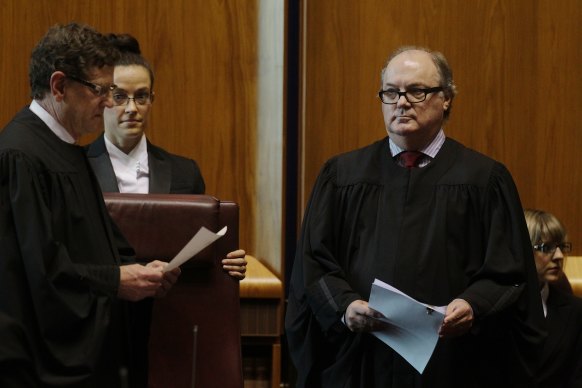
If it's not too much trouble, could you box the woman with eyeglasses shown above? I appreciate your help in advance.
[86,33,247,279]
[85,33,247,387]
[524,209,582,387]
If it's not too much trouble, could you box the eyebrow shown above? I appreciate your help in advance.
[384,82,430,89]
[113,87,151,93]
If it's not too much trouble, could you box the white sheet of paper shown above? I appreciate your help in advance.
[163,226,227,272]
[368,278,445,374]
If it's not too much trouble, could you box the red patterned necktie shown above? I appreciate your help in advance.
[399,151,423,169]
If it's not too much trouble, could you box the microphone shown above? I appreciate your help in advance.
[191,324,198,388]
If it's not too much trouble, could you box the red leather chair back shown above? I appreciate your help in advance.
[105,193,243,388]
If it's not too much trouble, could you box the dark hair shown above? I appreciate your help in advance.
[381,46,457,120]
[107,33,155,91]
[29,22,120,99]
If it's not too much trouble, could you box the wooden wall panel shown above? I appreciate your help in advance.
[0,0,259,260]
[532,0,582,256]
[300,0,582,254]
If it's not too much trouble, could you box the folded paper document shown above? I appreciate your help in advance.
[368,279,445,374]
[163,226,227,272]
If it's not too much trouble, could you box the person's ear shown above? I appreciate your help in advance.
[443,98,451,111]
[150,91,155,104]
[50,71,67,102]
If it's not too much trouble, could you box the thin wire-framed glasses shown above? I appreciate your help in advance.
[112,92,154,106]
[378,86,443,104]
[66,75,115,97]
[533,242,572,254]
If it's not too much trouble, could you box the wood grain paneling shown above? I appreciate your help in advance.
[0,0,261,263]
[532,0,582,252]
[300,0,582,253]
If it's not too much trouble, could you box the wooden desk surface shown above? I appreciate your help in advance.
[240,255,283,299]
[238,256,283,388]
[565,256,582,297]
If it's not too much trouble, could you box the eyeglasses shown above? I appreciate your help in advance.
[533,242,572,254]
[112,92,154,106]
[379,86,443,104]
[67,75,115,97]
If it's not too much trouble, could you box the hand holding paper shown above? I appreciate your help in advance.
[368,279,445,374]
[438,298,474,338]
[163,226,227,272]
[344,300,388,332]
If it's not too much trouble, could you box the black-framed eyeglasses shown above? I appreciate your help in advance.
[379,86,443,104]
[533,242,572,254]
[67,75,116,97]
[112,92,154,106]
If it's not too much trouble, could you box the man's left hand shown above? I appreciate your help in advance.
[439,298,474,338]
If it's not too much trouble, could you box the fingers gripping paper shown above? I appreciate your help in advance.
[163,226,227,272]
[368,279,445,374]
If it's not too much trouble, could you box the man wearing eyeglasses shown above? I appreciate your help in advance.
[0,23,180,387]
[286,46,546,387]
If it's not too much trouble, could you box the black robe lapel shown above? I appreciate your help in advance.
[147,143,171,194]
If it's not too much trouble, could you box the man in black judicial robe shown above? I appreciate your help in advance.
[0,23,179,387]
[285,47,546,387]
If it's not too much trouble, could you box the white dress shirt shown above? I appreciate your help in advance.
[105,134,150,193]
[389,129,446,168]
[540,282,549,318]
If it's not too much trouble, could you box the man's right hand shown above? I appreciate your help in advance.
[117,263,164,302]
[344,299,387,332]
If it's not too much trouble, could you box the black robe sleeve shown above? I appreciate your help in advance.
[458,163,537,316]
[0,149,119,382]
[285,159,362,387]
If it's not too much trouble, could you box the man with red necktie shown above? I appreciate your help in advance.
[286,46,546,388]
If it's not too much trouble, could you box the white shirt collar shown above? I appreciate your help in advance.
[29,100,76,144]
[540,282,549,317]
[389,128,445,158]
[104,133,148,164]
[104,134,150,193]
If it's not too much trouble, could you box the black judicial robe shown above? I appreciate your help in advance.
[537,285,582,388]
[286,137,546,388]
[0,107,125,387]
